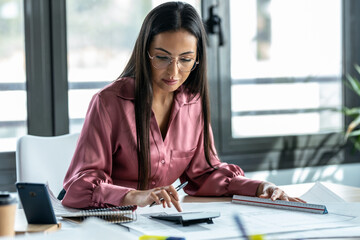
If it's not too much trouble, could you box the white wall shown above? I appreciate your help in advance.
[246,163,360,188]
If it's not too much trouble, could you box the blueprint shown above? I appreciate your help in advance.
[122,182,360,240]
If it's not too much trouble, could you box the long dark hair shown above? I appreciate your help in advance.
[120,1,215,190]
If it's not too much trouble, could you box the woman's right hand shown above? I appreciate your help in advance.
[123,185,182,212]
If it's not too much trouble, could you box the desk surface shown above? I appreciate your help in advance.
[15,182,360,236]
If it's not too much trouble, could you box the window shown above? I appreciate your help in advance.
[0,0,26,152]
[230,0,342,138]
[203,0,360,171]
[67,0,201,133]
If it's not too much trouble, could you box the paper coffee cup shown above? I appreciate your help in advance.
[0,192,17,237]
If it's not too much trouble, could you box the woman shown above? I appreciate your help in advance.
[62,1,303,212]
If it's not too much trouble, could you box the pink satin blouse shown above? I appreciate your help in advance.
[62,77,261,209]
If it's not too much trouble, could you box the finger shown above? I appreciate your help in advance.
[168,185,179,201]
[258,186,272,198]
[297,197,307,203]
[170,194,182,212]
[160,189,172,208]
[289,197,307,203]
[279,193,289,201]
[258,193,270,198]
[270,188,283,201]
[150,192,161,205]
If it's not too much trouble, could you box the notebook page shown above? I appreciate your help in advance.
[46,184,84,216]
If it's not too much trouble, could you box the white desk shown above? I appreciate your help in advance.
[13,182,360,239]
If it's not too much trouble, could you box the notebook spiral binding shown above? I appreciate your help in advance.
[79,205,137,223]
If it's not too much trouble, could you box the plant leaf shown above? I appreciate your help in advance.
[353,137,360,152]
[345,115,360,140]
[355,64,360,74]
[346,73,360,96]
[348,129,360,137]
[343,107,360,116]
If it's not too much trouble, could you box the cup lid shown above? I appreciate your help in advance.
[0,192,17,205]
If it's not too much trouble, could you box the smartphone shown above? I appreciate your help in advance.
[16,182,57,224]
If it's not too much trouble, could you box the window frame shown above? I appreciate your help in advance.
[203,0,360,171]
[24,0,69,136]
[0,0,68,191]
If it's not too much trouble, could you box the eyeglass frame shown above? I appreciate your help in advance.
[147,51,199,72]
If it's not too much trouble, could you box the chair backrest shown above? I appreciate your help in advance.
[16,133,79,196]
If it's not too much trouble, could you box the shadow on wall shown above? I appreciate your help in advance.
[278,134,344,170]
[247,132,360,187]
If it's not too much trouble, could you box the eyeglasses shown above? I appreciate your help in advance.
[147,51,199,72]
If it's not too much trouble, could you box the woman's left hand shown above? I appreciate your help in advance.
[256,181,306,203]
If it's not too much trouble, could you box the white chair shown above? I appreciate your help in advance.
[16,133,80,197]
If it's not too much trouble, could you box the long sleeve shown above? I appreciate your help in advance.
[62,93,134,209]
[181,125,262,197]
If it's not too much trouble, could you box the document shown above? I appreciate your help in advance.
[122,182,360,240]
[269,183,360,240]
[300,181,346,203]
[12,218,138,240]
[270,226,360,240]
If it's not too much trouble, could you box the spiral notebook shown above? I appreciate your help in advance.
[47,185,137,223]
[59,205,137,223]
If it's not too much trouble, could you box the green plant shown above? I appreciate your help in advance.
[344,64,360,151]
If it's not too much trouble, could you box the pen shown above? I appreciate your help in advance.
[139,235,185,240]
[234,214,249,240]
[234,214,264,240]
[149,181,188,207]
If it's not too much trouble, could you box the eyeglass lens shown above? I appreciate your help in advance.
[151,55,197,72]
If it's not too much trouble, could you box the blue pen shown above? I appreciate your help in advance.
[149,181,188,207]
[234,215,265,240]
[139,235,185,240]
[234,214,249,240]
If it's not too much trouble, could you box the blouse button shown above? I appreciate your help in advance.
[152,181,156,185]
[161,159,165,164]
